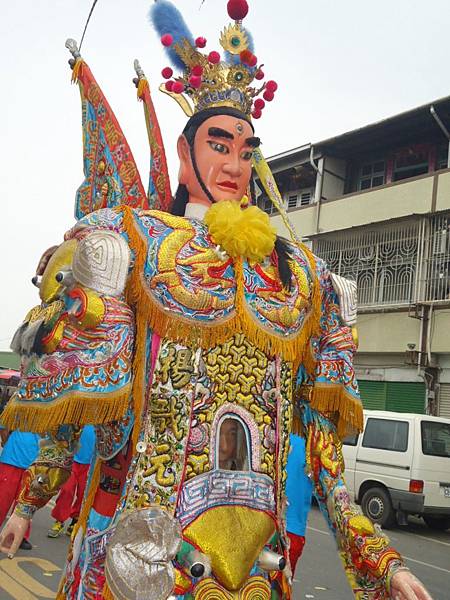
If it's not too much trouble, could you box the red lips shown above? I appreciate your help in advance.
[217,180,238,190]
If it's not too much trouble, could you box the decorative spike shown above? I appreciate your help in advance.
[134,59,145,79]
[65,38,81,59]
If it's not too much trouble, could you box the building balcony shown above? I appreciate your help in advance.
[270,167,450,240]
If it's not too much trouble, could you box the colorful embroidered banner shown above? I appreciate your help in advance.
[137,77,172,211]
[72,59,148,219]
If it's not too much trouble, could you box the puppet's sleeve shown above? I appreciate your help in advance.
[295,263,407,598]
[15,426,81,519]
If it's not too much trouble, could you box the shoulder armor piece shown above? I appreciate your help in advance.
[330,273,357,326]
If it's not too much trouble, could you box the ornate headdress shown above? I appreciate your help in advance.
[65,0,300,242]
[150,0,278,119]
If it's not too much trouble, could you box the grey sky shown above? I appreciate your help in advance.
[1,0,449,350]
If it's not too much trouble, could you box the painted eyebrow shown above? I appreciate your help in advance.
[245,137,261,148]
[208,127,234,140]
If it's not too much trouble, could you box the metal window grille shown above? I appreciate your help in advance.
[314,220,421,308]
[423,213,450,302]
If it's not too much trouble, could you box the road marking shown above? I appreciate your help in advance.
[307,525,450,573]
[403,555,450,574]
[0,557,60,599]
[0,569,37,600]
[404,533,450,547]
[309,524,450,548]
[306,526,330,536]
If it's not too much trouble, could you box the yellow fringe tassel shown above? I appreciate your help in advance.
[310,383,364,439]
[130,306,148,448]
[291,414,304,436]
[121,205,150,447]
[71,58,83,83]
[137,76,148,100]
[0,387,130,434]
[120,206,323,370]
[101,581,115,600]
[1,209,323,435]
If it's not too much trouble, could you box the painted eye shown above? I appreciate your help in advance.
[208,141,229,154]
[241,150,253,161]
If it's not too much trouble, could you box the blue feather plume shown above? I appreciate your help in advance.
[149,0,194,71]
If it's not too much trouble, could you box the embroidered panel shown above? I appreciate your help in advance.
[12,297,134,409]
[185,334,280,482]
[136,210,315,338]
[125,339,195,512]
[277,361,293,506]
[176,470,275,528]
[95,408,134,461]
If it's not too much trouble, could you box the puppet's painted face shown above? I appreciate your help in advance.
[178,114,257,205]
[219,418,239,468]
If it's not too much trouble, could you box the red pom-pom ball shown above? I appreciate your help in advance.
[248,54,258,67]
[172,81,185,94]
[263,90,274,102]
[161,34,173,47]
[252,108,262,119]
[254,98,265,110]
[192,65,204,76]
[165,80,174,92]
[161,67,173,79]
[255,68,264,80]
[239,49,253,65]
[195,36,207,48]
[189,75,202,89]
[227,0,249,20]
[265,80,278,92]
[208,51,221,64]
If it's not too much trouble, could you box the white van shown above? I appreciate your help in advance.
[342,410,450,530]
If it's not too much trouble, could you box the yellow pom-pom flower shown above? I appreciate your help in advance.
[204,198,276,263]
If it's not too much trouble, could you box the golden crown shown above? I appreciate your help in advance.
[150,0,278,120]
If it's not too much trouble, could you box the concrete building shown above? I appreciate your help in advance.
[256,96,450,418]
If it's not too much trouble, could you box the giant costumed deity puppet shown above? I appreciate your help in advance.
[0,2,433,599]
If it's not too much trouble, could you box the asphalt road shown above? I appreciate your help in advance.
[0,505,449,599]
[296,506,450,600]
